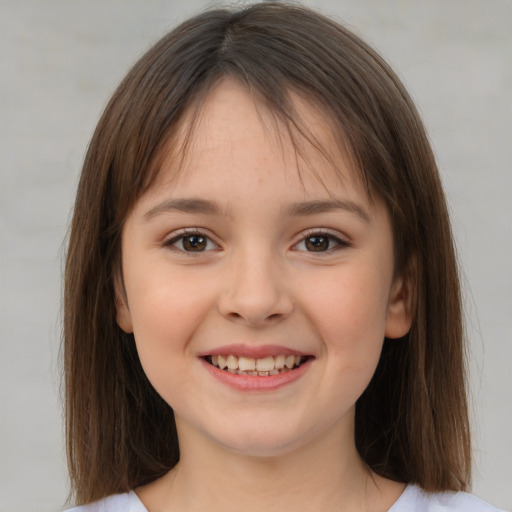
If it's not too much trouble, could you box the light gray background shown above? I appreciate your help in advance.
[0,1,510,510]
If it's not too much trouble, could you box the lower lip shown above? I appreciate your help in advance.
[201,358,312,391]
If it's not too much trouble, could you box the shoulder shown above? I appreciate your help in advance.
[65,491,147,512]
[391,484,506,512]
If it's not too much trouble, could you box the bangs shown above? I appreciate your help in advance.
[143,74,369,208]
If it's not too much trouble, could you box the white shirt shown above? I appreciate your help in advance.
[66,484,505,511]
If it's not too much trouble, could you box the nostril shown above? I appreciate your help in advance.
[226,311,283,323]
[218,279,293,325]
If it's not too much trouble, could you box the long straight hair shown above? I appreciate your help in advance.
[64,2,471,504]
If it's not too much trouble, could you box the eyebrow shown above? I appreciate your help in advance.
[143,197,371,224]
[285,199,371,223]
[143,198,223,220]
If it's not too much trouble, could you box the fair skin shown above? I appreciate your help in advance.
[116,79,413,512]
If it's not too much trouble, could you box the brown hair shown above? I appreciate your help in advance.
[64,2,471,505]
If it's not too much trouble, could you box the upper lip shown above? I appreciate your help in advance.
[198,344,312,359]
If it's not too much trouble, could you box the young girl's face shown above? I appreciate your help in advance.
[116,78,412,458]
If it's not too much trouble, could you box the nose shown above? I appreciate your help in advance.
[217,248,293,326]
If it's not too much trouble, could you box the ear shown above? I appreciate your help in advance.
[385,259,416,339]
[114,273,133,334]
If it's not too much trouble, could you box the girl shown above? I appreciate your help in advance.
[64,3,504,511]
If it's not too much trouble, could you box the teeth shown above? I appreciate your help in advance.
[256,356,274,372]
[237,369,259,376]
[285,355,295,369]
[209,354,305,374]
[238,356,256,371]
[226,355,238,370]
[274,355,285,369]
[218,355,228,369]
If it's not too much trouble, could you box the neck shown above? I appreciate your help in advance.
[136,414,405,512]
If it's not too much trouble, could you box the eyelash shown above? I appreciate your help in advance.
[292,230,350,253]
[163,229,219,253]
[163,229,350,254]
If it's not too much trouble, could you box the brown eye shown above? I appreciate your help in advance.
[294,232,348,253]
[305,236,330,252]
[165,232,218,253]
[181,235,207,251]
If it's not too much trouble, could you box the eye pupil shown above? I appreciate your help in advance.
[182,235,207,251]
[305,236,329,252]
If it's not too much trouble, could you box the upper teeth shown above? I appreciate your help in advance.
[211,354,303,373]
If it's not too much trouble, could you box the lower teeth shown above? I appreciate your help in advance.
[221,366,296,376]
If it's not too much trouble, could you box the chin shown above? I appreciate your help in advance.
[220,436,302,459]
[204,419,317,459]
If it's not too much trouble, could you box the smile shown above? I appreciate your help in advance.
[206,354,307,376]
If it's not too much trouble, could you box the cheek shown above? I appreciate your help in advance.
[300,265,391,410]
[125,264,215,376]
[300,263,391,359]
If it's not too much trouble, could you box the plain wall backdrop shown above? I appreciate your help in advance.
[0,0,510,510]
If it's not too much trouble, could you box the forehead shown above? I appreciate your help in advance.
[144,78,370,207]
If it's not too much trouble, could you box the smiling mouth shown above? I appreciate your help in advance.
[205,354,310,376]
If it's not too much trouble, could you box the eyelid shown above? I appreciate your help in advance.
[163,228,220,252]
[161,227,350,253]
[291,228,351,252]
